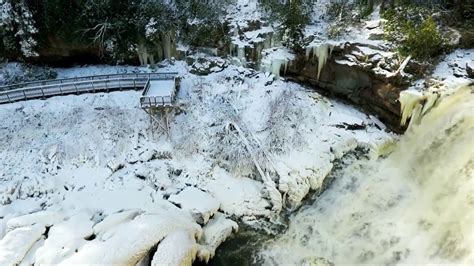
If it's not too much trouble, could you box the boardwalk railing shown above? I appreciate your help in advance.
[0,72,178,104]
[140,79,177,109]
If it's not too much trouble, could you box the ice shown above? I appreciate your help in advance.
[168,187,220,224]
[260,47,294,78]
[399,89,426,126]
[305,44,335,80]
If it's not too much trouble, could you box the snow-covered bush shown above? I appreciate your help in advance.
[0,63,57,86]
[265,89,306,154]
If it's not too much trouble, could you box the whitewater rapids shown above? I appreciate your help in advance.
[258,83,474,265]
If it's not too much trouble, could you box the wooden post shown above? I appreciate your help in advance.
[165,108,170,139]
[149,110,154,137]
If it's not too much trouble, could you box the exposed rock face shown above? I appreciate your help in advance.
[285,43,410,132]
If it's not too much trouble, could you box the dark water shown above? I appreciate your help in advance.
[199,224,274,266]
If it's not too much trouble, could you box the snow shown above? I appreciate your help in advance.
[169,187,220,224]
[197,213,238,262]
[151,230,198,266]
[61,212,201,265]
[35,212,94,264]
[0,224,45,265]
[0,61,392,263]
[432,49,474,86]
[146,79,175,97]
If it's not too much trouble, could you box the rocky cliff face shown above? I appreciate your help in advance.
[285,42,413,132]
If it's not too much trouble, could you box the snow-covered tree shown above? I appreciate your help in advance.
[260,0,315,50]
[0,0,38,58]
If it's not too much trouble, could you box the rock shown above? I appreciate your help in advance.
[196,213,238,262]
[168,187,220,224]
[368,32,384,40]
[187,55,228,76]
[285,42,407,132]
[151,231,198,266]
[106,160,124,173]
[365,20,381,30]
[301,256,334,266]
[467,63,474,78]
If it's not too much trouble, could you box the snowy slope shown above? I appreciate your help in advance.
[0,61,392,264]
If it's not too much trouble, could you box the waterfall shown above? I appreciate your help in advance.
[258,83,474,265]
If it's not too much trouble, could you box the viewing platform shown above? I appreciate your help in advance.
[140,78,179,109]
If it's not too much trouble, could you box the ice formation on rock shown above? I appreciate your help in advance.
[260,47,294,78]
[306,44,334,80]
[197,213,239,262]
[399,89,440,127]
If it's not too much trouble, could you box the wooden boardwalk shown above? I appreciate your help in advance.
[0,72,178,105]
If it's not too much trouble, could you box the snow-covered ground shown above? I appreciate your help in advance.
[0,60,392,264]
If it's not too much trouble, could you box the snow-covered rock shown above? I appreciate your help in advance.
[151,230,198,266]
[197,213,239,262]
[169,187,220,224]
[0,225,45,265]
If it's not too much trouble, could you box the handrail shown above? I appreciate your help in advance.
[0,72,178,105]
[0,72,178,92]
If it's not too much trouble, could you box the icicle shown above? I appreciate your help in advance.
[316,44,330,80]
[399,90,424,126]
[163,33,171,59]
[237,46,246,67]
[305,44,335,80]
[271,59,283,78]
[400,89,444,127]
[305,46,312,60]
[229,43,235,57]
[256,43,263,62]
[137,43,149,66]
[421,92,439,115]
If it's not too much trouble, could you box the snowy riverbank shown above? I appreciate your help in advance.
[0,61,393,264]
